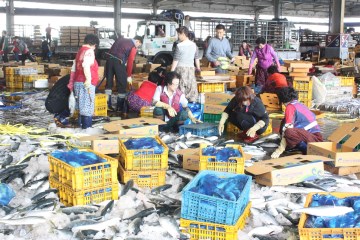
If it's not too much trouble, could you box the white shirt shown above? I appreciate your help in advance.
[153,86,188,121]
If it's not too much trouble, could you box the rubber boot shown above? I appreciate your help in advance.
[105,89,114,111]
[296,141,307,155]
[116,96,125,113]
[81,115,92,129]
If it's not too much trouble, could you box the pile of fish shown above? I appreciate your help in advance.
[1,90,360,239]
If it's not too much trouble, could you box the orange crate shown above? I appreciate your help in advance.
[95,94,107,108]
[197,82,225,93]
[298,192,360,240]
[48,149,118,191]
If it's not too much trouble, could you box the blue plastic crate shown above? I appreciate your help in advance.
[181,170,251,225]
[179,123,218,137]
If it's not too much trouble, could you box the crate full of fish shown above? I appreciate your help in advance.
[180,201,251,240]
[199,144,245,174]
[298,192,360,240]
[119,136,168,171]
[179,123,218,137]
[118,163,166,188]
[50,177,118,206]
[48,149,118,191]
[181,170,251,225]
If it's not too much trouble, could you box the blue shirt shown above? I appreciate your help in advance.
[205,37,233,63]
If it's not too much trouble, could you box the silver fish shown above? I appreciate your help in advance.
[205,136,218,141]
[177,141,188,149]
[0,216,47,225]
[121,179,134,196]
[71,217,121,232]
[128,217,142,235]
[185,139,213,147]
[100,200,114,216]
[293,206,354,217]
[270,186,326,194]
[172,168,196,180]
[252,134,280,145]
[247,225,283,237]
[259,142,279,148]
[62,205,99,215]
[158,216,180,239]
[251,208,280,226]
[65,219,97,229]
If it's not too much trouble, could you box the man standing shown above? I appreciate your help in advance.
[105,36,142,112]
[0,31,9,63]
[205,24,234,74]
[171,26,201,103]
[14,37,35,65]
[41,37,51,62]
[46,24,53,43]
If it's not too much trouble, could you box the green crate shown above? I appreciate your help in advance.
[203,113,222,123]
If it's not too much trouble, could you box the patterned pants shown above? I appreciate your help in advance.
[284,128,323,149]
[127,92,151,113]
[255,65,268,90]
[175,66,198,102]
[74,82,95,117]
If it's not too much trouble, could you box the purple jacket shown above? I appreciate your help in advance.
[248,44,280,74]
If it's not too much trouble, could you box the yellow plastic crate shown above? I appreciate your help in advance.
[14,82,23,89]
[199,144,245,174]
[95,94,107,108]
[23,74,48,82]
[48,149,118,191]
[226,120,272,136]
[5,67,15,75]
[5,76,15,82]
[180,202,251,240]
[293,79,313,91]
[50,177,118,206]
[298,192,360,240]
[118,163,166,188]
[338,76,354,86]
[298,90,313,101]
[6,82,15,88]
[139,106,155,118]
[94,106,107,116]
[299,99,312,108]
[119,135,168,171]
[197,82,225,93]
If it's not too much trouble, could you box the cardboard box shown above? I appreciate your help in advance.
[284,61,313,68]
[260,93,281,111]
[245,155,331,186]
[279,66,288,73]
[293,76,311,81]
[174,148,200,171]
[308,120,360,167]
[204,93,234,106]
[203,104,226,114]
[324,162,360,176]
[199,70,216,76]
[236,75,253,87]
[290,68,310,73]
[103,117,165,136]
[79,134,121,154]
[289,72,308,77]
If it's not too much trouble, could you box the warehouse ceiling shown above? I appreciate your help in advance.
[13,0,360,18]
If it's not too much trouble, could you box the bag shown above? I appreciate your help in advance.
[45,75,71,114]
[68,92,76,116]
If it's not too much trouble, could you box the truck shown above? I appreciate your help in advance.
[136,19,179,66]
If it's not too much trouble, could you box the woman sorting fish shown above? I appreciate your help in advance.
[218,86,269,143]
[153,71,201,132]
[248,37,281,93]
[271,87,323,158]
[67,34,99,129]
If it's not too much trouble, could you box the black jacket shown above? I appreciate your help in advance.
[224,96,269,125]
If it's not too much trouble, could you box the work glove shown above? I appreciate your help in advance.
[84,78,91,89]
[155,101,177,117]
[127,77,133,85]
[218,112,229,135]
[246,120,265,138]
[188,110,202,124]
[271,137,287,159]
[195,68,201,74]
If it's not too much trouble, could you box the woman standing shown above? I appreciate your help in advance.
[238,40,252,58]
[271,87,323,158]
[218,86,269,143]
[248,37,281,92]
[67,34,99,129]
[171,26,201,103]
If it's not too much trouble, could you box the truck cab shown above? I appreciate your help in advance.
[95,28,116,60]
[136,20,178,66]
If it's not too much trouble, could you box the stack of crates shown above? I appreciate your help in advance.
[118,136,168,188]
[180,170,251,240]
[94,94,107,116]
[285,61,313,108]
[5,67,16,89]
[23,74,48,89]
[48,149,119,206]
[227,119,273,136]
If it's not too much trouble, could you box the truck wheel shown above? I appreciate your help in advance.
[153,54,173,66]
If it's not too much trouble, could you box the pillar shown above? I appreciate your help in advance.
[114,0,121,37]
[330,0,345,33]
[273,0,281,20]
[152,0,158,16]
[6,0,15,36]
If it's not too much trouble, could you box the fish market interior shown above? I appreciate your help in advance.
[3,0,360,239]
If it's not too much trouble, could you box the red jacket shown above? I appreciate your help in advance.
[74,46,99,86]
[134,81,157,102]
[267,73,288,88]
